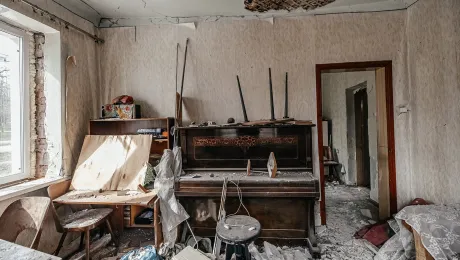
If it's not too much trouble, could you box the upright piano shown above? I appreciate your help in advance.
[175,124,320,253]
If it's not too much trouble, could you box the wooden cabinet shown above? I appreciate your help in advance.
[89,117,174,228]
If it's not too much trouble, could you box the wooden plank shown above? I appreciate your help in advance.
[413,230,435,260]
[154,199,163,250]
[53,190,158,206]
[376,67,391,220]
[70,135,152,191]
[241,118,292,126]
[0,239,61,260]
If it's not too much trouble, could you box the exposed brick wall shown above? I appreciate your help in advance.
[32,33,48,178]
[29,33,37,177]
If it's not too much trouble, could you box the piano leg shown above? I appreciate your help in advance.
[306,200,321,258]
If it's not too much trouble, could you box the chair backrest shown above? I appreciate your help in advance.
[323,146,333,161]
[0,197,50,249]
[47,180,71,233]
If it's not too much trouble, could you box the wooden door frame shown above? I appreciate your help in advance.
[316,61,397,225]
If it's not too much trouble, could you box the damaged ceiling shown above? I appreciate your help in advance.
[53,0,418,27]
[244,0,336,12]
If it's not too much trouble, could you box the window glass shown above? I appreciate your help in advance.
[0,27,25,181]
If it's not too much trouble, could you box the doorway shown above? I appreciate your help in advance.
[354,88,370,188]
[316,61,397,225]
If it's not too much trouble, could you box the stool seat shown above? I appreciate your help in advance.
[217,215,261,244]
[216,215,261,260]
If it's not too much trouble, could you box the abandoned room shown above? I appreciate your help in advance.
[0,0,458,259]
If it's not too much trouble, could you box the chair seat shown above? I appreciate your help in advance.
[61,208,113,230]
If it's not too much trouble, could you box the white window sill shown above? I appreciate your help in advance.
[0,176,70,202]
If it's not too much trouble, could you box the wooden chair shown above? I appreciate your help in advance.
[0,197,51,249]
[48,180,118,260]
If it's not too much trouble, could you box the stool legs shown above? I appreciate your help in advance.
[225,244,250,260]
[225,244,234,260]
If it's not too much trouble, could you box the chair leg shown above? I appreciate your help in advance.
[105,219,119,247]
[54,232,67,256]
[79,232,85,251]
[85,229,90,260]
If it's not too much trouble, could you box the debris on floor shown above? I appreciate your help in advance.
[248,242,312,260]
[318,183,379,260]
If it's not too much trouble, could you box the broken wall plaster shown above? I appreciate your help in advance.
[99,14,308,27]
[244,0,336,12]
[33,33,48,178]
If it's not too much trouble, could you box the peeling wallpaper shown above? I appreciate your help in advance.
[99,10,410,207]
[407,0,460,204]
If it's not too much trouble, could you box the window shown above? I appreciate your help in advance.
[0,22,29,184]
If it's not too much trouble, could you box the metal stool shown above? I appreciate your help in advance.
[216,215,261,260]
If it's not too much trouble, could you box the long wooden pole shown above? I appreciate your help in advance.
[178,38,189,126]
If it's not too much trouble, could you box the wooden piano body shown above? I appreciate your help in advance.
[176,124,320,250]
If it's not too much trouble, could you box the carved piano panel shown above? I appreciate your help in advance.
[179,125,313,169]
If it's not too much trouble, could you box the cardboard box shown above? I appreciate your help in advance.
[172,246,210,260]
[102,104,141,119]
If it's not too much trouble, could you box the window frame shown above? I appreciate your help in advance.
[0,21,30,184]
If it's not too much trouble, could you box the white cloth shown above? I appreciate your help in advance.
[376,204,460,260]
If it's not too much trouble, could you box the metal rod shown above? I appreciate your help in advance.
[21,0,104,43]
[284,72,289,118]
[178,38,189,125]
[236,75,249,122]
[269,68,275,121]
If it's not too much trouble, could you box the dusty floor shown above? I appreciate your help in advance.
[318,182,379,260]
[82,183,380,259]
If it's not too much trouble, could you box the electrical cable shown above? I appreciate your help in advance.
[226,179,251,218]
[185,220,199,249]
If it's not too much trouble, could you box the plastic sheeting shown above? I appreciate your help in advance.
[154,147,189,250]
[121,245,160,260]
